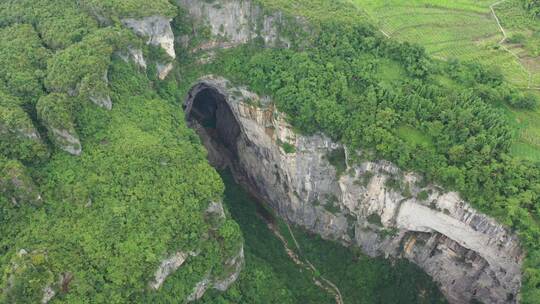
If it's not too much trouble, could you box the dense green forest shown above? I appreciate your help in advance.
[197,172,445,304]
[195,2,540,301]
[0,1,242,302]
[0,0,539,303]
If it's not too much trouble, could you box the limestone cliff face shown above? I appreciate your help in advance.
[122,16,176,79]
[177,0,307,51]
[184,76,524,304]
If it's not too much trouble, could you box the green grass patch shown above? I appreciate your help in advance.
[376,59,406,83]
[510,141,540,163]
[397,126,434,148]
[279,140,296,154]
[496,99,540,161]
[350,0,540,88]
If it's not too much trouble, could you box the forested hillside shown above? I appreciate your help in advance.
[193,1,540,301]
[0,1,243,302]
[348,0,540,164]
[0,0,539,303]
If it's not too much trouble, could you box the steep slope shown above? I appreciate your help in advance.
[1,0,539,303]
[0,1,243,303]
[184,76,522,304]
[173,0,540,303]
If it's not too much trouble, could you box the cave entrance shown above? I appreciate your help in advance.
[184,83,277,225]
[185,85,241,168]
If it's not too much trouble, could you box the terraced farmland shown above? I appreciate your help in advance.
[351,0,540,162]
[351,0,540,87]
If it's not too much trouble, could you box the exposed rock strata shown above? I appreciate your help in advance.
[187,246,244,302]
[122,16,176,59]
[150,251,192,290]
[184,76,524,304]
[118,47,147,69]
[37,93,82,156]
[178,0,308,50]
[87,72,113,110]
[49,128,82,156]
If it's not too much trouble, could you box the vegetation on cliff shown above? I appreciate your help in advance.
[0,1,242,303]
[0,0,539,303]
[193,2,540,301]
[197,172,445,304]
[0,57,243,302]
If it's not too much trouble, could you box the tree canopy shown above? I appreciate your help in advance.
[210,18,540,302]
[0,0,539,302]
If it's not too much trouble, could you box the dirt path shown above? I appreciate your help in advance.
[364,0,539,90]
[490,0,540,90]
[264,219,344,304]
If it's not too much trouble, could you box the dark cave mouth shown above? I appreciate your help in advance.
[184,83,277,219]
[185,85,242,164]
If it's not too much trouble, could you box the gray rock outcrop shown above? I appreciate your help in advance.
[122,16,176,59]
[177,0,308,51]
[122,16,175,79]
[118,47,147,69]
[187,246,244,302]
[184,76,524,304]
[37,93,82,156]
[87,71,113,110]
[48,128,82,156]
[150,251,192,290]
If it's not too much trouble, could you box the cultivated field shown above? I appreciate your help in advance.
[351,0,540,162]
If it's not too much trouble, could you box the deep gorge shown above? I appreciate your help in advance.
[1,0,536,302]
[183,77,523,304]
[184,87,446,303]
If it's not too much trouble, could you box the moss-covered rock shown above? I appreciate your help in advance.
[0,249,55,304]
[0,158,42,206]
[0,93,48,163]
[37,93,82,156]
[44,27,136,109]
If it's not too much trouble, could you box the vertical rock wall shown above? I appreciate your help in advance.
[184,76,524,304]
[177,0,308,51]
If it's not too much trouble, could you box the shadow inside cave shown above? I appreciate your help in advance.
[184,85,242,168]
